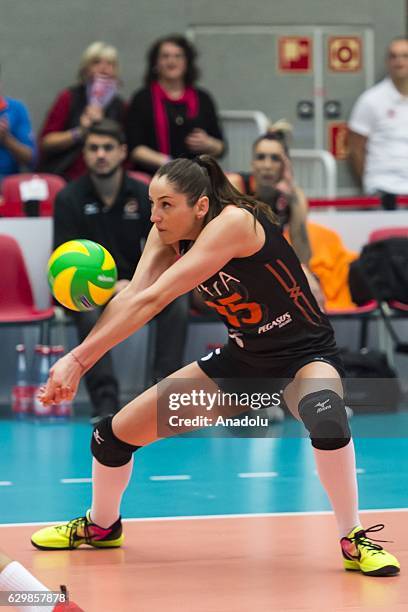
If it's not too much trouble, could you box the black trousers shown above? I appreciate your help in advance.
[70,294,189,415]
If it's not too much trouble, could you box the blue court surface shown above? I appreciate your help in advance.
[1,412,407,525]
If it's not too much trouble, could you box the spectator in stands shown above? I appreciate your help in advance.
[126,34,225,174]
[348,37,408,209]
[0,64,35,182]
[229,125,324,307]
[38,42,125,181]
[53,119,188,423]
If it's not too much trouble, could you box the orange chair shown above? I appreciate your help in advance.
[305,222,379,349]
[0,173,66,217]
[0,234,54,342]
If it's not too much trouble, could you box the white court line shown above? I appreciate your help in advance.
[62,470,365,483]
[149,475,191,481]
[238,472,278,478]
[0,481,12,486]
[2,507,407,528]
[61,476,193,483]
[60,478,92,484]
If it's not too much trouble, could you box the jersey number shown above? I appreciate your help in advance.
[204,292,263,327]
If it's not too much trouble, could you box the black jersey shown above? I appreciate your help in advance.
[194,210,337,367]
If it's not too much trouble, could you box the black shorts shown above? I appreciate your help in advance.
[197,344,345,393]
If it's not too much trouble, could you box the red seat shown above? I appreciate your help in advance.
[0,235,54,337]
[326,301,379,350]
[390,300,408,312]
[127,170,151,185]
[0,173,66,217]
[327,300,378,316]
[368,226,408,243]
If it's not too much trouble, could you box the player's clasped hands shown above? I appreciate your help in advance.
[37,353,83,406]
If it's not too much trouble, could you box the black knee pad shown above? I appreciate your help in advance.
[298,390,351,450]
[91,416,141,467]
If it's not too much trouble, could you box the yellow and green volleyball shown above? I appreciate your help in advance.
[47,239,117,311]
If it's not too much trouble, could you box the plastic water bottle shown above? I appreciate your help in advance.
[50,345,73,419]
[11,344,32,418]
[30,343,42,400]
[32,345,52,417]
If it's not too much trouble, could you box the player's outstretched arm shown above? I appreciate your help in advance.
[39,208,260,405]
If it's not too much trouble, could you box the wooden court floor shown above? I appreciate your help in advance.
[1,510,407,611]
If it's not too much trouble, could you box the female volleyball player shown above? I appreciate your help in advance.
[31,156,399,577]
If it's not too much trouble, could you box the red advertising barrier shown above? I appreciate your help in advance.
[308,196,408,209]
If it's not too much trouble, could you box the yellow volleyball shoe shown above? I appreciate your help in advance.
[341,524,400,576]
[31,510,124,550]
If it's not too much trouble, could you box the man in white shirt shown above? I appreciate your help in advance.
[348,37,408,209]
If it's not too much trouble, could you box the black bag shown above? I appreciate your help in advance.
[348,258,373,305]
[349,237,408,355]
[349,237,408,304]
[340,348,401,412]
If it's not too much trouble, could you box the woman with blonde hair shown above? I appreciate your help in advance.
[38,42,125,180]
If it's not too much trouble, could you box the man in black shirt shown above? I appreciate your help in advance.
[53,119,188,422]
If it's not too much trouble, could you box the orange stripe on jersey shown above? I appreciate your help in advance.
[265,261,321,325]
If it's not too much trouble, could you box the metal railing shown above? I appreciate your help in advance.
[220,110,337,198]
[219,110,269,173]
[291,149,337,198]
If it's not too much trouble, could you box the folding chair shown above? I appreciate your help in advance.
[0,173,66,217]
[0,234,54,343]
[306,222,379,350]
[369,227,408,242]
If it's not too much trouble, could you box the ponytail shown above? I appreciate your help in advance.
[195,155,279,226]
[156,155,279,227]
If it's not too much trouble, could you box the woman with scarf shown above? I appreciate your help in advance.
[126,34,225,174]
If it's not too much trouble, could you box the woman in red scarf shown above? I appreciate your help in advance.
[126,34,225,174]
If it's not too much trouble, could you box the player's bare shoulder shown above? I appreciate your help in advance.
[205,204,255,233]
[213,205,265,256]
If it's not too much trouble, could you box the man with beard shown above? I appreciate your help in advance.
[53,119,188,422]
